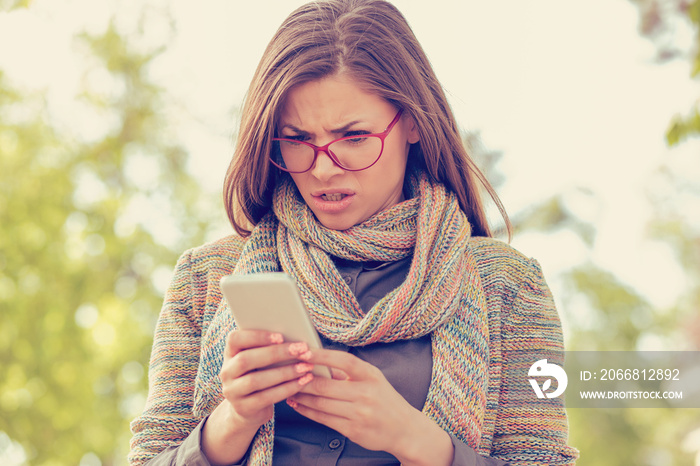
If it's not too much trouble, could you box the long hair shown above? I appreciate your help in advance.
[224,0,511,238]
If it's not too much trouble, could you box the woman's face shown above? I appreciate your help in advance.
[277,74,419,231]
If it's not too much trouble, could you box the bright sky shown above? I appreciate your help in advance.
[1,0,698,344]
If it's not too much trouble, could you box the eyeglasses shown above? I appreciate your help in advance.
[270,109,403,173]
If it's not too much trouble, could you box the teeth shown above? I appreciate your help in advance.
[322,193,345,202]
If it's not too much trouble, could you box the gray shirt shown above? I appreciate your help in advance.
[273,255,433,464]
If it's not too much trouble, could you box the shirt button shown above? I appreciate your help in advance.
[329,438,342,449]
[343,275,352,285]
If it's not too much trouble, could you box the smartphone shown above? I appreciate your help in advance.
[219,272,331,378]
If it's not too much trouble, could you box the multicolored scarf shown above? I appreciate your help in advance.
[193,170,490,464]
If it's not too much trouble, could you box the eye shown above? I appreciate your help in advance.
[345,130,370,137]
[283,134,307,142]
[343,131,371,143]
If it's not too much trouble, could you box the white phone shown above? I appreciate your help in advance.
[219,272,331,378]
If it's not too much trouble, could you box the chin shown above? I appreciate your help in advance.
[313,213,359,231]
[317,218,356,231]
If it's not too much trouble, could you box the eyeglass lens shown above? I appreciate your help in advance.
[271,136,383,172]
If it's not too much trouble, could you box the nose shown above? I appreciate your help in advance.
[310,149,345,182]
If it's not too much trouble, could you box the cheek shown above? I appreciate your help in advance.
[377,142,409,181]
[363,148,408,202]
[289,173,309,194]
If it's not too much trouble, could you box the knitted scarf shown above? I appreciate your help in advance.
[193,170,490,464]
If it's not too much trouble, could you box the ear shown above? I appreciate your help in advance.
[405,116,420,144]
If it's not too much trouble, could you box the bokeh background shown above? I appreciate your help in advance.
[1,0,699,464]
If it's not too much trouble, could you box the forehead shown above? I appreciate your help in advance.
[278,74,392,126]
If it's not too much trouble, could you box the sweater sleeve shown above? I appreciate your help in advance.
[489,258,579,465]
[451,435,509,466]
[128,249,207,465]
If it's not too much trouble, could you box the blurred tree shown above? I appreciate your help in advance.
[0,0,30,11]
[558,3,700,464]
[0,5,217,465]
[465,130,597,244]
[630,0,700,347]
[561,259,699,465]
[629,0,700,144]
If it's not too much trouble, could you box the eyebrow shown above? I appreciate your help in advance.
[280,120,365,135]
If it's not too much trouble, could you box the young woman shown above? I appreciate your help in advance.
[129,1,579,464]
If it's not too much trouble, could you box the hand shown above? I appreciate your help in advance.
[285,349,454,466]
[219,329,315,428]
[202,330,315,465]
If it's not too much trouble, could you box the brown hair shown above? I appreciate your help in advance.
[224,0,511,238]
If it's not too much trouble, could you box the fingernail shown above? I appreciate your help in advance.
[288,342,309,356]
[269,333,284,344]
[295,362,314,373]
[298,373,313,386]
[298,351,312,361]
[287,398,298,409]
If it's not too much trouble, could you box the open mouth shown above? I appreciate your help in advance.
[321,193,348,202]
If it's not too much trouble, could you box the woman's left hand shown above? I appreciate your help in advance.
[286,348,454,466]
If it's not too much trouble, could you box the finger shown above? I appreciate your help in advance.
[224,329,284,358]
[288,391,352,418]
[296,370,341,396]
[225,362,315,398]
[286,397,350,433]
[222,341,311,379]
[302,349,378,381]
[233,376,311,419]
[297,372,369,409]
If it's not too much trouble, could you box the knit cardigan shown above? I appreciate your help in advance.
[129,234,579,465]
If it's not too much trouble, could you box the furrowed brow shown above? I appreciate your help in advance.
[281,120,365,135]
[281,124,308,135]
[329,120,363,134]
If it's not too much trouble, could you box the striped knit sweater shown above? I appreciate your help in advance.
[129,234,579,465]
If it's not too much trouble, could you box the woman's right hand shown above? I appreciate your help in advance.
[202,329,314,465]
